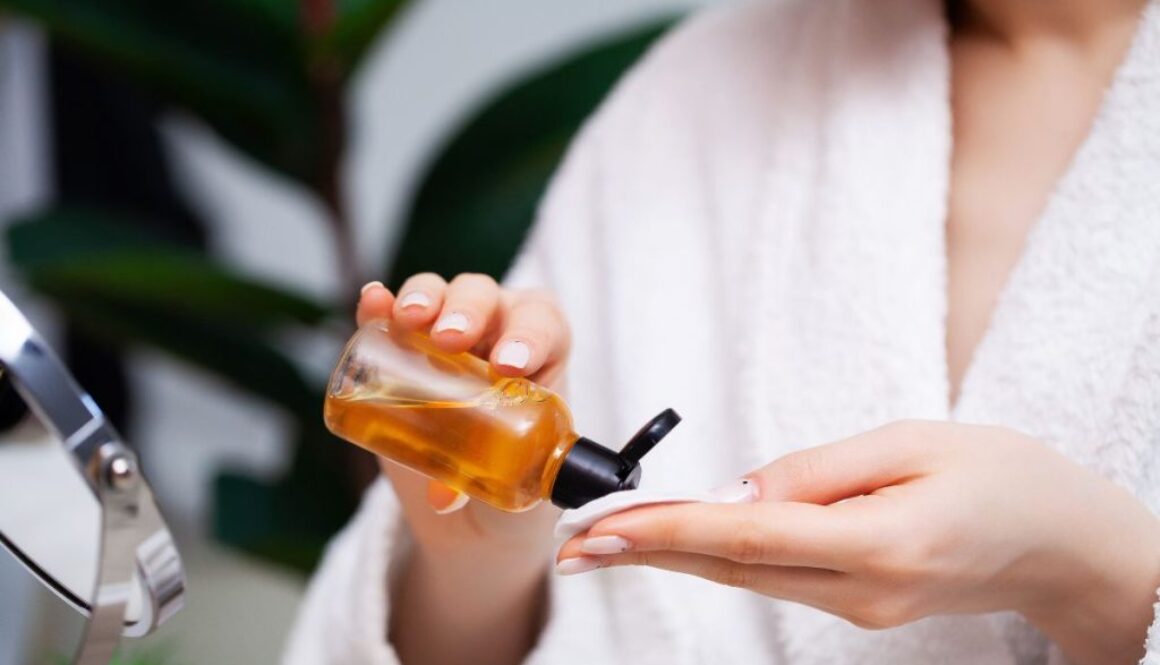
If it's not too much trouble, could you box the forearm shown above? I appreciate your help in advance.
[1026,512,1160,665]
[1029,581,1156,665]
[389,541,551,665]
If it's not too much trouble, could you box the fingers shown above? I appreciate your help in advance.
[753,420,939,504]
[356,273,569,382]
[427,480,469,514]
[430,273,501,353]
[561,501,880,571]
[556,549,849,609]
[489,291,570,378]
[392,272,447,330]
[555,549,919,631]
[356,281,395,326]
[378,459,469,515]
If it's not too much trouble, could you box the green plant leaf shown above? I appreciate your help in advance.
[46,642,180,665]
[5,208,329,412]
[1,0,412,186]
[7,208,331,329]
[323,0,409,74]
[385,16,678,287]
[0,0,312,182]
[57,295,319,413]
[213,426,358,572]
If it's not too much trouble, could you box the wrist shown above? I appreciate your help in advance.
[411,529,554,592]
[1022,509,1160,665]
[390,529,550,665]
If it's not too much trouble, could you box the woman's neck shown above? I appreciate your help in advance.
[953,0,1148,47]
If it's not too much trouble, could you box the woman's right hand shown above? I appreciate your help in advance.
[357,272,571,557]
[360,273,571,665]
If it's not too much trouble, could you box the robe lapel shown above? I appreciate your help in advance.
[953,1,1160,481]
[743,0,952,467]
[769,2,1160,663]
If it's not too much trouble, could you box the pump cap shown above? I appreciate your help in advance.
[550,408,681,510]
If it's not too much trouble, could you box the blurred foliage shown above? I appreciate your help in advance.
[386,18,674,287]
[1,0,676,571]
[0,0,405,185]
[48,643,179,665]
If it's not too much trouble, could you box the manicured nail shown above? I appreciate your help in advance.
[580,535,631,555]
[360,281,385,296]
[707,478,759,503]
[398,291,431,310]
[433,311,469,333]
[496,340,531,369]
[556,557,601,576]
[433,491,469,515]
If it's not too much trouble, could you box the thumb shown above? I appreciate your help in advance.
[427,479,469,514]
[749,420,935,505]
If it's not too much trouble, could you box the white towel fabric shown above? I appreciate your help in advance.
[284,0,1160,663]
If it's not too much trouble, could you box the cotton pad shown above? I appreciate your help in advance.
[554,480,756,539]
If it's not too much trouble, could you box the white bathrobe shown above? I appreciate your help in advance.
[285,0,1160,662]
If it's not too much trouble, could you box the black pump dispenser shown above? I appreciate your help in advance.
[550,408,681,509]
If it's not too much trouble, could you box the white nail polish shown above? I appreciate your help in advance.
[398,291,431,309]
[433,492,469,515]
[433,311,469,333]
[707,478,759,503]
[360,281,384,295]
[496,340,531,369]
[580,535,631,555]
[556,557,601,576]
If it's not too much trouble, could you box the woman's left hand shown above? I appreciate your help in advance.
[556,420,1160,665]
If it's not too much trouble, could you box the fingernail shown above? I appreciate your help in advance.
[556,557,601,576]
[496,340,531,369]
[398,291,431,310]
[433,491,469,514]
[360,281,385,296]
[433,311,469,333]
[580,535,631,555]
[707,478,759,503]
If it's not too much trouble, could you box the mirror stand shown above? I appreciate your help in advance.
[0,289,185,665]
[75,440,183,664]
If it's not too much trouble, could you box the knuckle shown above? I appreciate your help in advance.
[862,526,927,580]
[628,551,655,568]
[710,563,756,589]
[647,517,678,551]
[726,520,769,564]
[779,449,828,488]
[404,272,444,288]
[511,291,563,319]
[509,296,570,340]
[450,272,498,290]
[859,539,899,576]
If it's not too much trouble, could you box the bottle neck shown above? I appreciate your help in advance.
[542,408,680,509]
[540,432,580,502]
[547,436,642,509]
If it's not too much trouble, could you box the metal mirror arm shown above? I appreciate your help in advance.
[74,441,141,665]
[0,291,184,664]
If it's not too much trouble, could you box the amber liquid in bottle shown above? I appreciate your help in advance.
[324,331,578,512]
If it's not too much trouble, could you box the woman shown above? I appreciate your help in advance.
[285,0,1160,663]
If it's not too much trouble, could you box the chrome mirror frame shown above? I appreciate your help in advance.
[0,289,184,665]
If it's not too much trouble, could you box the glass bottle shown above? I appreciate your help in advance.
[323,320,679,512]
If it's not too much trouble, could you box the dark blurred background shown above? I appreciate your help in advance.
[0,1,725,662]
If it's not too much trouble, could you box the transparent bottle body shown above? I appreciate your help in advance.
[324,320,577,512]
